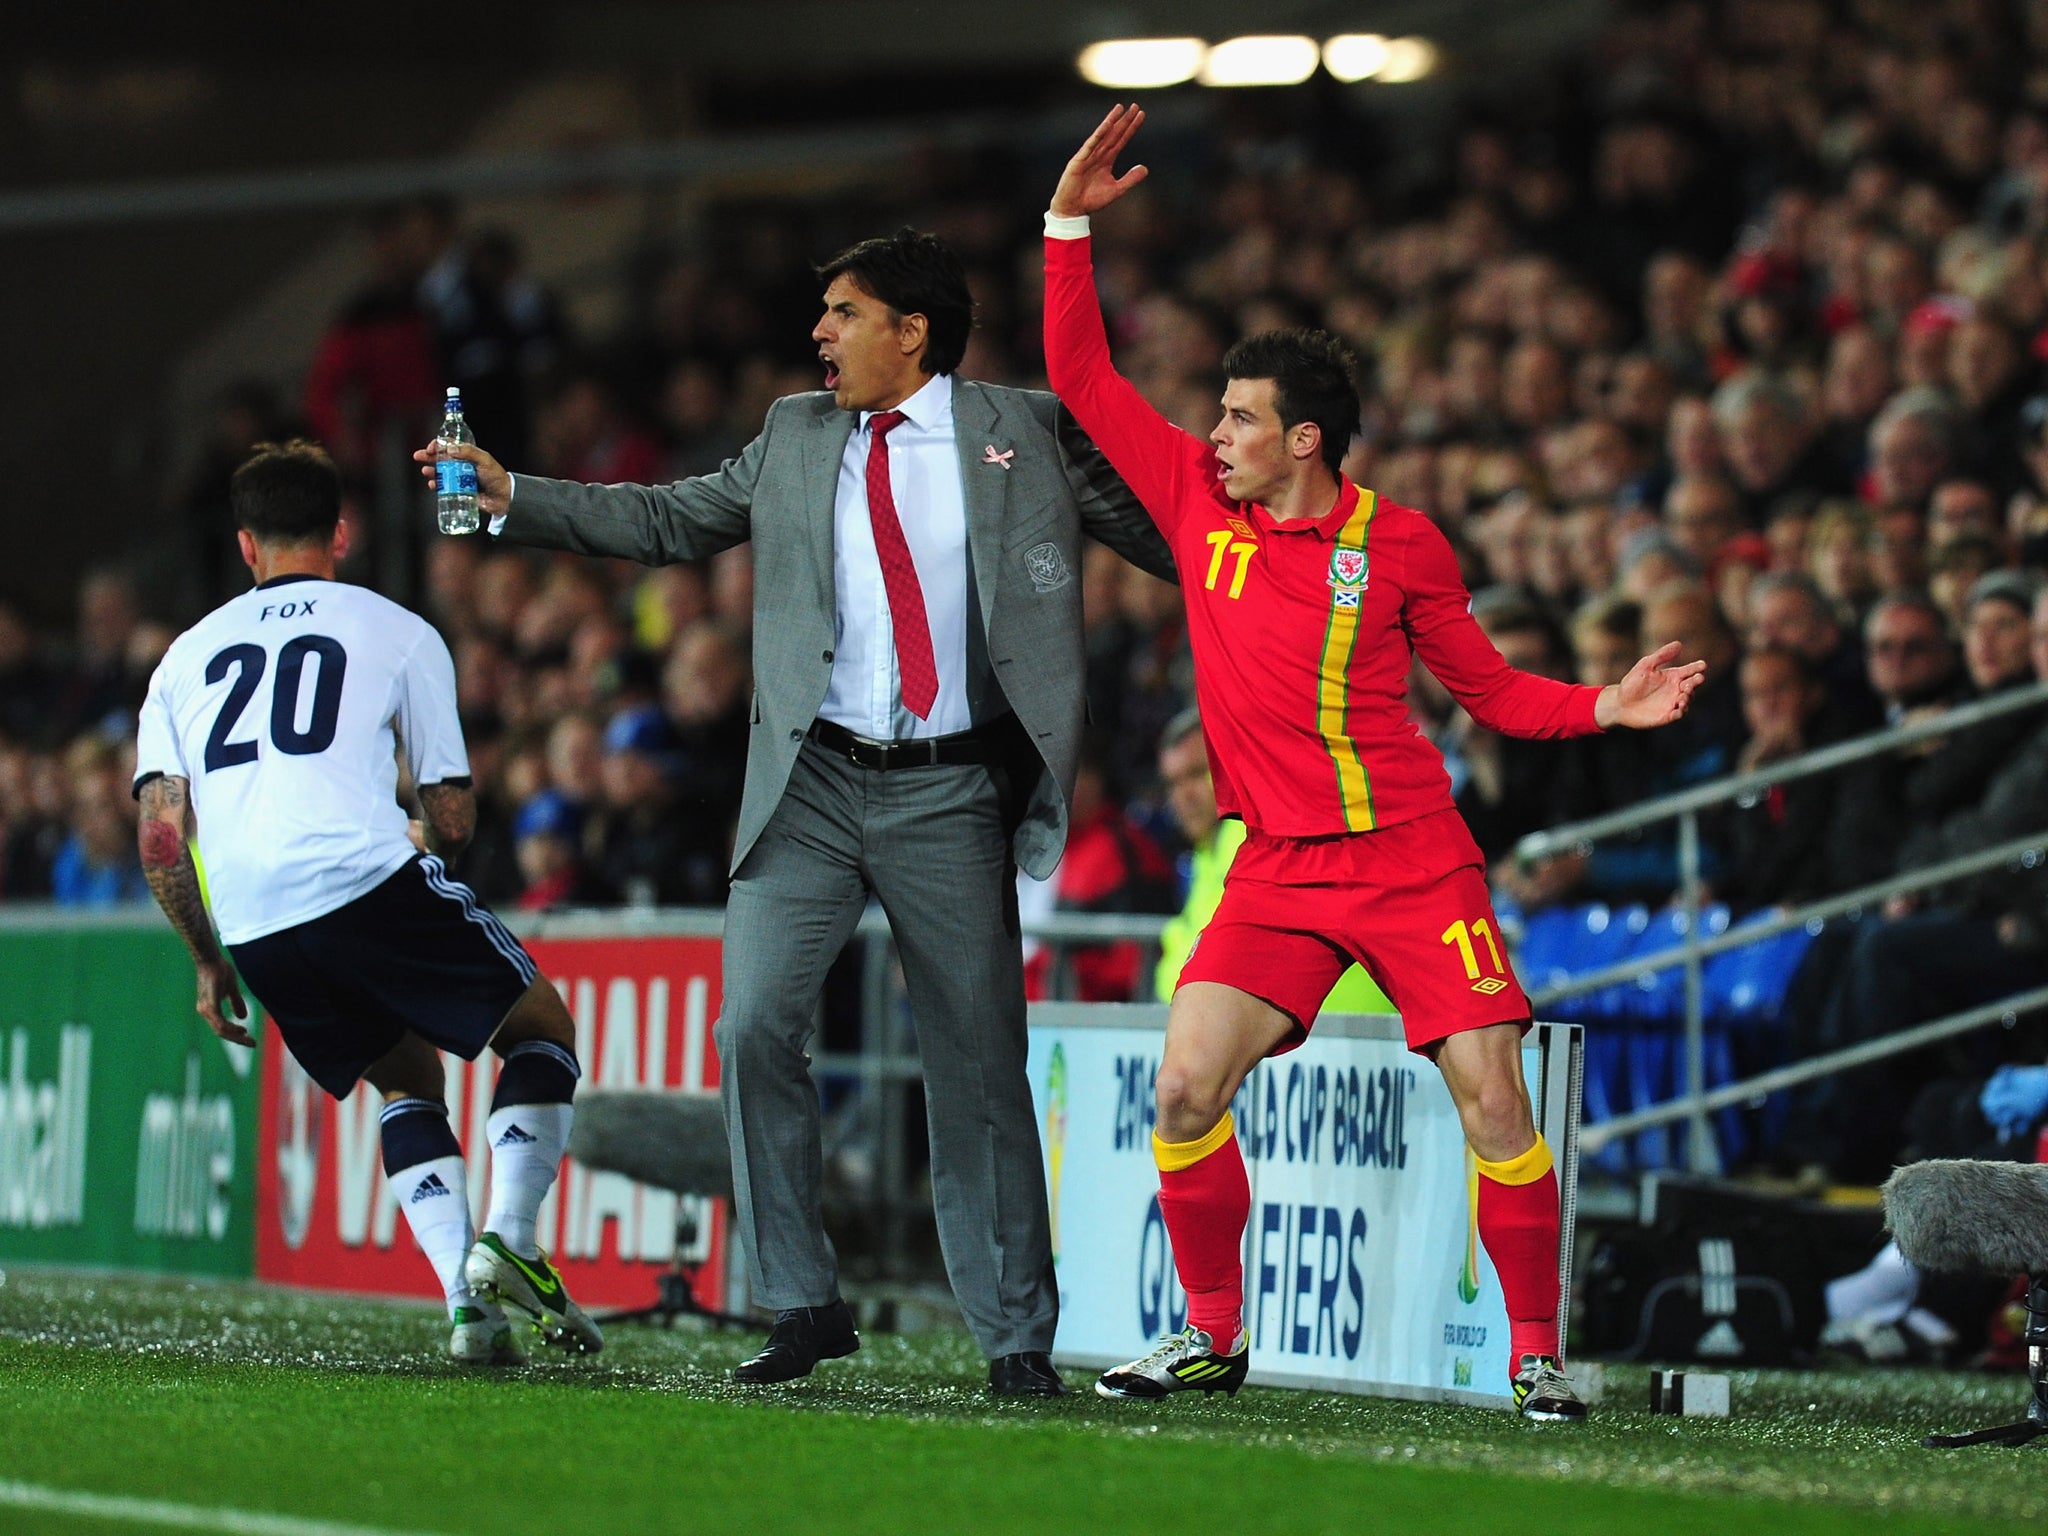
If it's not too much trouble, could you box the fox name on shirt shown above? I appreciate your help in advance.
[133,576,468,948]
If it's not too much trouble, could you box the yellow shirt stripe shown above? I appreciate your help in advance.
[1317,491,1378,830]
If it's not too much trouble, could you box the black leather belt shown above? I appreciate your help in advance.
[807,718,1003,770]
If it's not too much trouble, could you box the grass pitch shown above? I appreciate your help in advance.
[0,1270,2041,1536]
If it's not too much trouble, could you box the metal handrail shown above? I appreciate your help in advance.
[1526,832,2048,1007]
[1581,985,2048,1151]
[1514,679,2048,864]
[1508,676,2048,1174]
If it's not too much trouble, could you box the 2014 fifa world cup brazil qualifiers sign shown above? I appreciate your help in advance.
[1030,1006,1581,1409]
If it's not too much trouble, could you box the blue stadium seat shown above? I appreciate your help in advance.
[1704,916,1817,1028]
[1516,902,1650,1024]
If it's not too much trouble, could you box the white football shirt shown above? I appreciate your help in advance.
[134,576,469,945]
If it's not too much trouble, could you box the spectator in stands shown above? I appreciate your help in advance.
[50,736,145,905]
[452,708,520,905]
[1788,585,2048,1181]
[661,618,749,875]
[534,371,665,487]
[1455,596,1575,863]
[1713,373,1826,523]
[303,196,449,474]
[1929,532,2008,632]
[1866,387,1958,515]
[1807,501,1881,627]
[422,225,565,470]
[1928,477,2005,549]
[1818,592,1965,896]
[512,787,592,911]
[0,601,52,747]
[1662,474,1744,571]
[587,705,711,908]
[52,569,143,742]
[1744,571,1881,734]
[1031,739,1176,1003]
[1717,647,1838,911]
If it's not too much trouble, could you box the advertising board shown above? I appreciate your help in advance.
[1030,1004,1581,1408]
[255,933,731,1311]
[0,914,259,1278]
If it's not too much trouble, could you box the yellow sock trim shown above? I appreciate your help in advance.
[1153,1112,1235,1173]
[1473,1136,1553,1187]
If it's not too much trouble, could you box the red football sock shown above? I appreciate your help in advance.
[1474,1137,1562,1365]
[1154,1112,1251,1348]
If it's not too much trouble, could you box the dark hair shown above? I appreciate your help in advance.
[1220,329,1362,474]
[231,439,341,544]
[815,228,974,377]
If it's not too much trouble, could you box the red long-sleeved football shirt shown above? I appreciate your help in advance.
[1045,232,1603,838]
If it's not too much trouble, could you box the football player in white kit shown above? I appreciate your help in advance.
[133,440,601,1365]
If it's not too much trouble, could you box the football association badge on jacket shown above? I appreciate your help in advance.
[1025,541,1072,592]
[1328,546,1368,608]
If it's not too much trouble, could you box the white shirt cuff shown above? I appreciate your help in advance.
[486,475,515,536]
[1044,211,1091,239]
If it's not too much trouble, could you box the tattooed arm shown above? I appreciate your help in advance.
[137,774,254,1047]
[414,779,476,860]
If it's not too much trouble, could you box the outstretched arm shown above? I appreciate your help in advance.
[413,420,763,564]
[1594,643,1707,730]
[136,776,253,1048]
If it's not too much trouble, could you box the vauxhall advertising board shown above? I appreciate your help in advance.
[0,913,259,1278]
[1030,1004,1581,1409]
[255,930,733,1310]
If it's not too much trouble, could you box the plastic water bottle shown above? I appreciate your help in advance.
[435,388,481,535]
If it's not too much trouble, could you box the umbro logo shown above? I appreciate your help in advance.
[495,1124,539,1147]
[410,1173,453,1204]
[1470,977,1509,996]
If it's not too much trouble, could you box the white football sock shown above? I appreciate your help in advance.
[1824,1238,1918,1324]
[388,1152,476,1318]
[484,1101,573,1259]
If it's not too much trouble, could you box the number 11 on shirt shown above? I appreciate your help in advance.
[1203,529,1257,599]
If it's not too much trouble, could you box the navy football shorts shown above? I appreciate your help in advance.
[229,854,539,1099]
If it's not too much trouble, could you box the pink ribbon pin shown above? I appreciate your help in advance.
[982,444,1015,470]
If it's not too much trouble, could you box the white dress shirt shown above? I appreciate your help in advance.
[818,371,973,740]
[493,372,975,741]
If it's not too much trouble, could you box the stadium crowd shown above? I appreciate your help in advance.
[4,0,2048,1178]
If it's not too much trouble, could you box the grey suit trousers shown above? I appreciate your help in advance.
[713,735,1056,1359]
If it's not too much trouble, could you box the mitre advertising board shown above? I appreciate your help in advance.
[1029,1005,1582,1409]
[255,931,732,1310]
[0,914,259,1277]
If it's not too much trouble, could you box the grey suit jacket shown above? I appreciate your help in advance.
[497,378,1174,879]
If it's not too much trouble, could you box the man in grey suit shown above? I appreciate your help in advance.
[419,229,1172,1395]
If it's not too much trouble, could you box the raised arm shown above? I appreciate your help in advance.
[1043,105,1215,533]
[136,775,253,1047]
[1054,405,1176,580]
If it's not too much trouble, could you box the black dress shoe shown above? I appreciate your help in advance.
[733,1300,860,1384]
[989,1350,1070,1396]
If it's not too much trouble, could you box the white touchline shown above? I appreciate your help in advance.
[0,1481,456,1536]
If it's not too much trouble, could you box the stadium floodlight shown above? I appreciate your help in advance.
[1322,33,1391,83]
[1077,38,1207,89]
[1375,36,1440,84]
[1199,35,1320,87]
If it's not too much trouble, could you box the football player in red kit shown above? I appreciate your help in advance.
[1044,107,1705,1419]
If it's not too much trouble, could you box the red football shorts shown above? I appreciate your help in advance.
[1175,807,1532,1055]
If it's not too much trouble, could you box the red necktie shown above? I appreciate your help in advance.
[864,410,938,720]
